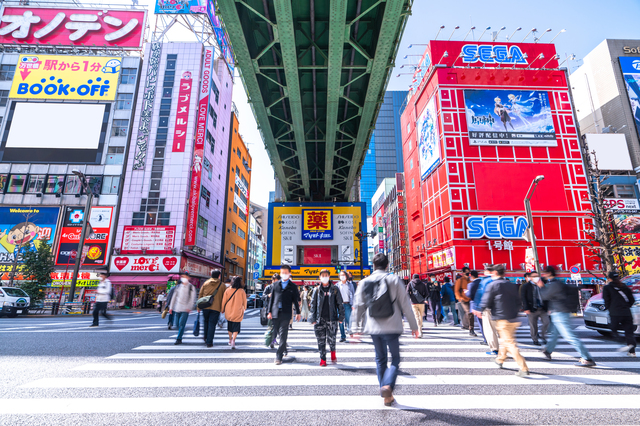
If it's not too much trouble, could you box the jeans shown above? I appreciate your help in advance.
[411,304,425,336]
[442,303,459,325]
[430,298,441,324]
[203,310,221,345]
[168,311,175,327]
[546,311,593,360]
[371,334,401,390]
[339,303,352,339]
[496,320,529,371]
[174,311,190,341]
[610,315,637,351]
[272,314,291,361]
[91,301,111,326]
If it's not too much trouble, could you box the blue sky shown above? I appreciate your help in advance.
[389,0,640,91]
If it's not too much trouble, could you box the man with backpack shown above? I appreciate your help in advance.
[197,270,225,348]
[407,274,428,337]
[537,265,596,367]
[440,276,459,326]
[352,253,419,407]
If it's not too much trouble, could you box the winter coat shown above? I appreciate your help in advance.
[309,283,345,323]
[406,278,428,304]
[267,280,301,318]
[454,275,471,302]
[95,279,112,303]
[478,277,521,321]
[169,282,197,312]
[198,278,225,311]
[603,281,635,317]
[520,280,548,313]
[539,278,571,313]
[221,287,247,322]
[440,282,456,305]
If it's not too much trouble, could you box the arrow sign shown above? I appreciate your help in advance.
[20,69,31,80]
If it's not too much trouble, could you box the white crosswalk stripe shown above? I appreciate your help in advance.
[3,319,640,417]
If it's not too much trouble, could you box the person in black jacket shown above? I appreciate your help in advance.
[267,265,301,364]
[309,269,345,366]
[477,264,529,377]
[521,271,550,345]
[407,274,428,337]
[603,271,636,357]
[427,275,443,326]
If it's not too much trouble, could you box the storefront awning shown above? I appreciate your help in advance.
[109,275,173,285]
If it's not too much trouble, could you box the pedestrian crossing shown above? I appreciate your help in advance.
[3,317,640,422]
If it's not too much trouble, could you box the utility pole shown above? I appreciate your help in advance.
[68,171,93,303]
[524,175,545,274]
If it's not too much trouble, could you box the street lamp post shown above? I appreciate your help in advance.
[68,170,93,303]
[524,175,545,274]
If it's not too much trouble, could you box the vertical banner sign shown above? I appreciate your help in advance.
[133,42,162,170]
[172,71,193,152]
[185,47,214,246]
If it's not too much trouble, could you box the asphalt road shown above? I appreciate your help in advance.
[1,309,639,425]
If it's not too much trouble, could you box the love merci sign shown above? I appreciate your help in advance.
[110,255,179,274]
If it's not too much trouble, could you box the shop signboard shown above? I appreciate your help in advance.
[110,255,180,274]
[431,248,455,269]
[185,47,214,246]
[172,72,193,152]
[262,266,370,280]
[56,206,113,266]
[0,7,146,49]
[155,0,206,14]
[302,209,333,240]
[463,89,557,147]
[121,225,176,254]
[50,271,99,287]
[417,95,441,181]
[613,214,640,245]
[235,174,248,196]
[466,216,528,239]
[619,57,640,142]
[604,198,640,213]
[0,206,60,276]
[180,256,212,278]
[234,192,248,214]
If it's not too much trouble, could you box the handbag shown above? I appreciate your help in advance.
[260,307,268,326]
[161,307,168,319]
[193,311,200,336]
[264,322,274,346]
[197,281,223,310]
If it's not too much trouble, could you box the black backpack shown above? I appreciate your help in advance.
[409,282,426,304]
[363,275,395,319]
[564,282,580,313]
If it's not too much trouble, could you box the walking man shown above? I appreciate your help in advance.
[455,267,475,335]
[477,264,529,377]
[198,270,225,348]
[440,276,459,325]
[165,283,177,330]
[538,266,596,367]
[427,275,443,326]
[156,291,166,313]
[169,272,197,345]
[407,273,428,337]
[352,253,419,406]
[603,271,636,357]
[267,265,301,365]
[471,267,499,354]
[521,271,550,345]
[90,271,112,327]
[336,271,355,342]
[309,269,345,365]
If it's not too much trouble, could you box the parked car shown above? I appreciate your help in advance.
[583,274,640,335]
[0,287,31,318]
[247,294,262,309]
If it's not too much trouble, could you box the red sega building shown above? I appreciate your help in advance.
[402,40,594,281]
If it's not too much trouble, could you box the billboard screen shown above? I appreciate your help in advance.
[55,206,114,266]
[0,207,60,275]
[10,55,122,101]
[0,7,145,49]
[417,95,440,180]
[619,57,640,141]
[206,0,234,75]
[614,214,640,245]
[0,102,109,164]
[464,89,557,146]
[155,0,206,14]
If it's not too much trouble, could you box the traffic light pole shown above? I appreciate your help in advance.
[68,185,93,303]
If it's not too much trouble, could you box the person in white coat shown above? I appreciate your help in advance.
[169,272,197,344]
[90,271,113,327]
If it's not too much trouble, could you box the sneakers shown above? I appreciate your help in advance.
[532,340,541,346]
[629,352,637,357]
[339,338,346,343]
[617,345,635,353]
[493,359,504,369]
[89,324,98,328]
[274,359,282,365]
[486,350,498,355]
[206,344,213,348]
[576,358,596,367]
[174,339,182,345]
[515,369,530,378]
[469,331,478,337]
[331,351,337,364]
[228,340,232,346]
[541,350,552,361]
[380,385,393,399]
[167,325,173,330]
[319,359,327,367]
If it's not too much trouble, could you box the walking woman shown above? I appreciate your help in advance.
[221,276,247,350]
[309,269,345,366]
[300,286,310,321]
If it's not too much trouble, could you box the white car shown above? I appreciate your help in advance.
[0,287,31,318]
[583,274,640,335]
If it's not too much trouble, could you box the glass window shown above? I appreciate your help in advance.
[111,119,129,137]
[26,175,45,193]
[87,176,103,195]
[206,131,215,153]
[410,159,413,169]
[120,68,138,85]
[230,243,235,253]
[201,186,210,207]
[237,149,241,159]
[158,212,170,226]
[146,212,157,225]
[0,64,16,81]
[233,204,237,213]
[239,210,247,222]
[116,93,133,110]
[0,174,7,193]
[106,146,125,164]
[102,176,120,195]
[198,216,208,237]
[231,223,236,232]
[0,90,9,107]
[44,175,64,194]
[237,247,244,258]
[211,79,219,103]
[211,110,217,128]
[203,157,212,180]
[238,228,246,239]
[64,175,81,194]
[132,212,145,226]
[411,178,415,189]
[615,185,635,198]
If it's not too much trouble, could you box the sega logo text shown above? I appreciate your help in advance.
[466,216,528,239]
[461,45,527,65]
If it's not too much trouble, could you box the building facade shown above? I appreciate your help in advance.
[360,90,407,215]
[223,111,252,282]
[402,40,593,281]
[380,173,409,278]
[111,42,234,304]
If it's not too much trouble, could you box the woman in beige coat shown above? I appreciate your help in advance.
[221,276,247,349]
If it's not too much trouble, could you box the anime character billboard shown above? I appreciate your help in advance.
[464,89,557,147]
[619,57,640,143]
[417,95,441,181]
[0,207,60,273]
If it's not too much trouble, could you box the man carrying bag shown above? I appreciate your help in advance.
[196,270,225,348]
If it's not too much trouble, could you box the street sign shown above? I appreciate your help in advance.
[355,249,359,259]
[70,250,77,260]
[253,272,259,279]
[254,263,260,270]
[570,266,580,274]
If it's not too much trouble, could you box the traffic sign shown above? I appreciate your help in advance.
[253,272,260,279]
[570,266,580,274]
[70,250,77,260]
[253,263,260,270]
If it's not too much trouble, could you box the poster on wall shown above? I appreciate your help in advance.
[619,57,640,142]
[614,214,640,245]
[417,95,441,180]
[464,89,557,146]
[56,206,113,266]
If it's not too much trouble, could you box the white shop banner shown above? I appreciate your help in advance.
[110,255,180,273]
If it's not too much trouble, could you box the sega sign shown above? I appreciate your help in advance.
[466,216,528,239]
[461,45,527,65]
